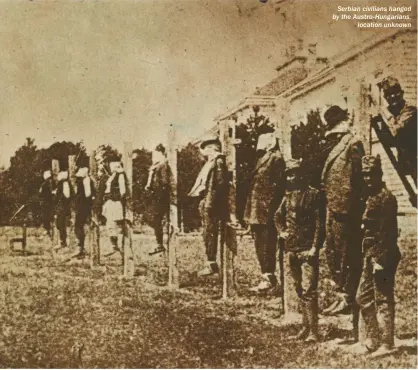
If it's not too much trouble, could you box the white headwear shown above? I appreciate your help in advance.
[43,170,52,180]
[75,167,89,178]
[110,161,122,173]
[57,171,69,181]
[256,133,276,151]
[152,150,166,165]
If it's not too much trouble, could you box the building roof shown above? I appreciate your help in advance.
[281,29,416,101]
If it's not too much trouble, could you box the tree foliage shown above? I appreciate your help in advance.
[0,139,88,225]
[234,106,275,221]
[290,109,329,188]
[178,143,204,232]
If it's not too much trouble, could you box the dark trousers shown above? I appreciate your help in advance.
[356,255,399,347]
[251,224,277,274]
[200,206,221,262]
[56,212,69,246]
[152,211,166,247]
[325,209,362,303]
[289,251,319,302]
[75,208,91,249]
[41,205,53,234]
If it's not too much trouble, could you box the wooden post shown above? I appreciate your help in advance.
[89,152,100,268]
[68,155,77,189]
[22,223,27,253]
[219,119,237,299]
[51,159,60,247]
[222,223,237,299]
[123,141,134,277]
[68,155,77,246]
[167,125,179,288]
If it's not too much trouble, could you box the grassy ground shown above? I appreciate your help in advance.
[0,225,416,368]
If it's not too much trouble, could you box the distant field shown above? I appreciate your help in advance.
[0,226,416,368]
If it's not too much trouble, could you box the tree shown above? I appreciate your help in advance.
[177,143,204,232]
[234,106,275,221]
[132,148,152,225]
[0,138,87,225]
[291,109,329,188]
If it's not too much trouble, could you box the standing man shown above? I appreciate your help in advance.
[74,166,96,259]
[145,144,176,255]
[321,105,365,316]
[55,168,73,249]
[189,137,229,276]
[380,76,417,183]
[275,159,325,342]
[244,131,286,292]
[102,160,130,253]
[39,168,55,239]
[355,155,401,357]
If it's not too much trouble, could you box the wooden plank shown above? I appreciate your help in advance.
[222,223,237,299]
[123,142,134,278]
[123,222,134,278]
[123,141,133,195]
[68,155,77,189]
[89,152,100,268]
[167,126,179,288]
[68,155,77,247]
[219,120,237,299]
[51,159,60,178]
[51,159,60,247]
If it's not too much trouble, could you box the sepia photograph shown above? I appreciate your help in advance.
[0,0,417,368]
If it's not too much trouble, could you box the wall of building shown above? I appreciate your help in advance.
[278,30,416,224]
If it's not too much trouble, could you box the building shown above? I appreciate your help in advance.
[214,28,417,237]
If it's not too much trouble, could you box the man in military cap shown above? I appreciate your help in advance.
[355,155,401,357]
[189,137,229,276]
[244,131,286,292]
[275,158,325,342]
[321,105,365,316]
[74,165,96,259]
[39,167,55,239]
[380,76,417,183]
[145,144,177,255]
[55,165,74,249]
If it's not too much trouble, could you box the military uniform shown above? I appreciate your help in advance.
[390,103,417,182]
[321,106,365,312]
[356,156,401,354]
[381,76,417,183]
[276,160,325,341]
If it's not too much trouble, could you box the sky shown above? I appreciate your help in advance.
[0,0,415,167]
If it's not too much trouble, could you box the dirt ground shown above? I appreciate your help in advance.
[0,226,416,368]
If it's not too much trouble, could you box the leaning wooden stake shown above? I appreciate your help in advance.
[123,142,134,277]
